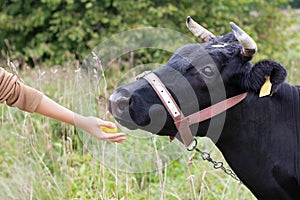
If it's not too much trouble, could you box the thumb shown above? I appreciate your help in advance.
[99,120,116,129]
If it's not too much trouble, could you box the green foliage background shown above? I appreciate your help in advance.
[0,0,294,67]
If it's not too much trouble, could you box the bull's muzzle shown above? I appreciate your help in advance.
[109,88,131,119]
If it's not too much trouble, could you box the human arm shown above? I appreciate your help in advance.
[0,67,126,143]
[34,95,126,143]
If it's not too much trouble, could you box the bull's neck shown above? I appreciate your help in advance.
[215,83,300,149]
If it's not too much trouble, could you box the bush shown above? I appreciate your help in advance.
[0,0,292,67]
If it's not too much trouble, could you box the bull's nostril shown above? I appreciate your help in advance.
[117,97,130,111]
[109,88,132,117]
[118,102,127,111]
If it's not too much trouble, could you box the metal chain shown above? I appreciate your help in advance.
[187,139,241,182]
[194,147,241,182]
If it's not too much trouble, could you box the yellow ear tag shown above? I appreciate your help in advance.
[101,126,118,134]
[259,76,272,97]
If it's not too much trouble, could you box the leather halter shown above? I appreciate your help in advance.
[142,72,247,147]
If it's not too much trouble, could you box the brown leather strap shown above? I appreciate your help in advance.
[142,72,247,147]
[143,73,195,146]
[143,73,182,119]
[175,93,247,126]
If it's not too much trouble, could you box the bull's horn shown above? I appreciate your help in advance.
[230,22,257,57]
[186,16,215,42]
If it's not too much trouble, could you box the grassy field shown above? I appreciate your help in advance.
[0,12,299,200]
[0,63,258,200]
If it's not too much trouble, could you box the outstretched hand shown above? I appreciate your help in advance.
[74,115,126,143]
[35,95,126,143]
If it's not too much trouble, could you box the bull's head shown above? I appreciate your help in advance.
[109,17,287,140]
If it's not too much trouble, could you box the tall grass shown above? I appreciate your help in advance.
[0,62,257,200]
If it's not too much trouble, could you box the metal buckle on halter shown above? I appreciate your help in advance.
[186,139,198,151]
[135,70,152,80]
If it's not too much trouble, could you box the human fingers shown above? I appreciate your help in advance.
[98,119,116,129]
[108,136,127,143]
[104,132,126,139]
[92,131,126,142]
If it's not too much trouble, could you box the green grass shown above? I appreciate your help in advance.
[0,10,300,200]
[0,65,256,200]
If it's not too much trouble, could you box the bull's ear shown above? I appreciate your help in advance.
[243,60,287,94]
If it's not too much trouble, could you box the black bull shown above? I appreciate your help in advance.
[108,18,300,199]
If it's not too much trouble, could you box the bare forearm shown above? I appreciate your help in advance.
[34,95,126,143]
[35,95,75,125]
[0,67,125,143]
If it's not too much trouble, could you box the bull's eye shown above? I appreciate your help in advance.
[202,66,214,77]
